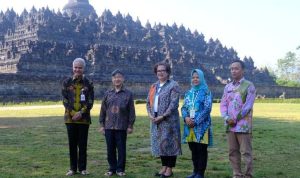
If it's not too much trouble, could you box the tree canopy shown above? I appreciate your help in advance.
[275,47,300,87]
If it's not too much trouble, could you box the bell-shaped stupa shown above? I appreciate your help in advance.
[63,0,96,18]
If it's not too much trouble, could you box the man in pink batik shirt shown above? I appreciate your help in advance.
[220,60,256,178]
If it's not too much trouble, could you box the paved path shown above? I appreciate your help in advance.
[0,104,101,111]
[0,105,63,111]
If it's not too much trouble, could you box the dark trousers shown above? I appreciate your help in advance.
[105,129,127,172]
[188,142,208,176]
[160,156,177,168]
[66,124,89,172]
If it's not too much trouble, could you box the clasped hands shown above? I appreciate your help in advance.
[185,117,195,128]
[226,117,236,127]
[72,111,82,121]
[150,116,164,124]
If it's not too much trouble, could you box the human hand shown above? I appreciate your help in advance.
[226,118,236,127]
[153,116,164,124]
[127,128,133,134]
[98,127,105,135]
[72,112,82,121]
[149,115,155,122]
[185,117,195,128]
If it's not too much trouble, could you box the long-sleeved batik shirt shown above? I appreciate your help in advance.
[99,87,136,130]
[62,76,94,124]
[220,78,256,133]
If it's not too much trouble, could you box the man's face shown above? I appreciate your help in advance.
[73,62,84,77]
[230,62,244,81]
[112,73,124,87]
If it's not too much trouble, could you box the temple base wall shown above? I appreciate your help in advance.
[0,74,299,103]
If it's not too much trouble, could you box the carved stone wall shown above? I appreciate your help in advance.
[0,74,299,103]
[0,3,298,102]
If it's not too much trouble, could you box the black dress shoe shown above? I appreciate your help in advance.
[186,172,197,178]
[154,172,162,177]
[160,172,173,177]
[194,173,204,178]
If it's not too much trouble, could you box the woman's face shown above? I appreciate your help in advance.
[73,62,84,77]
[192,72,201,86]
[156,65,168,82]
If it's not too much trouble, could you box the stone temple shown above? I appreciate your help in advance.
[0,0,299,102]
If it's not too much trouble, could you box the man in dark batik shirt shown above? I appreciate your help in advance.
[99,69,136,177]
[62,58,94,176]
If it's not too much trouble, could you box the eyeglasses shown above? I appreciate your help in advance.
[157,70,166,73]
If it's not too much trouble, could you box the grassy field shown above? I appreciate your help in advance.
[0,102,300,178]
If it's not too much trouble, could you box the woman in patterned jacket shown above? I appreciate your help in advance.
[146,62,181,178]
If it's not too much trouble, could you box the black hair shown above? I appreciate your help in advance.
[111,69,124,76]
[231,60,245,69]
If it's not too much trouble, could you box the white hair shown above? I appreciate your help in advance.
[73,58,86,68]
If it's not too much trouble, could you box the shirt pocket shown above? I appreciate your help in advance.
[120,96,129,109]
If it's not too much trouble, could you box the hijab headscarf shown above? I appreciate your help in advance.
[191,69,210,94]
[185,69,211,111]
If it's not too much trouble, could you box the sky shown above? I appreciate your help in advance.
[0,0,299,68]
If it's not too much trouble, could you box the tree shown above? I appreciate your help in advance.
[276,50,300,83]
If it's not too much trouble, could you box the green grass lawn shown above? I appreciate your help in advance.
[0,103,300,178]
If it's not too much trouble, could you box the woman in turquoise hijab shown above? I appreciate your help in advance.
[181,69,213,178]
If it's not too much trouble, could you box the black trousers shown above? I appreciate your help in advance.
[160,156,177,168]
[66,124,89,172]
[188,142,208,176]
[105,129,127,172]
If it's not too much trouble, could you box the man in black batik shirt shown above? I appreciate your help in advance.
[99,69,136,177]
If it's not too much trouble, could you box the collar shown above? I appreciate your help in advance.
[155,79,170,86]
[109,85,125,93]
[72,75,84,81]
[232,77,244,86]
[158,82,167,88]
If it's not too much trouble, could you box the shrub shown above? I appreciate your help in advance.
[135,99,147,104]
[255,98,300,103]
[213,99,221,103]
